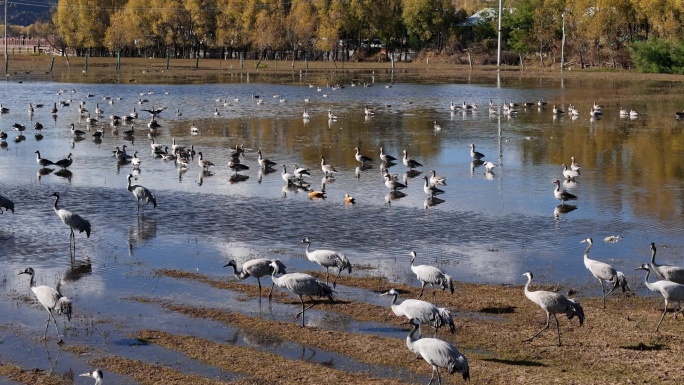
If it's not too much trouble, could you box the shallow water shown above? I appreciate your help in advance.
[1,76,684,382]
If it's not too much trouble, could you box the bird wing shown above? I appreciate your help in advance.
[413,265,445,283]
[396,299,439,324]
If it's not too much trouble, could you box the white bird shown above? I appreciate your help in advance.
[281,164,295,185]
[292,164,310,179]
[353,147,372,164]
[127,174,157,213]
[0,193,15,214]
[635,264,684,332]
[224,259,287,302]
[171,138,184,153]
[410,251,454,303]
[648,242,684,284]
[327,109,338,120]
[469,144,484,160]
[522,271,584,346]
[364,105,375,116]
[552,105,564,115]
[302,109,310,119]
[150,138,163,152]
[562,164,579,180]
[619,107,629,116]
[379,147,397,163]
[630,109,639,117]
[320,156,337,177]
[131,152,142,168]
[450,101,457,111]
[269,260,335,327]
[51,192,91,250]
[483,161,497,173]
[95,103,104,115]
[570,156,581,173]
[86,113,98,125]
[429,170,447,186]
[423,176,445,198]
[18,267,72,343]
[197,152,215,170]
[79,369,104,385]
[299,237,352,286]
[257,150,277,169]
[581,238,622,308]
[382,288,455,337]
[553,179,577,204]
[405,318,470,385]
[402,150,423,169]
[433,121,442,130]
[190,122,199,133]
[35,151,54,167]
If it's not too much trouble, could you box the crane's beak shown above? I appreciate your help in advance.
[79,373,92,378]
[222,263,230,268]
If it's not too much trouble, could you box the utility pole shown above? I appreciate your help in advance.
[4,0,8,73]
[560,12,566,72]
[497,0,502,67]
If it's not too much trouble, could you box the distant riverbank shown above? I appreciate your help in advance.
[5,55,684,85]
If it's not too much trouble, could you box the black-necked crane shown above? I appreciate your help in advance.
[224,259,287,302]
[299,237,351,286]
[18,267,72,344]
[648,242,684,284]
[79,369,103,384]
[522,271,584,346]
[51,192,91,250]
[636,264,684,332]
[127,175,157,213]
[269,260,334,327]
[405,318,469,385]
[410,251,454,304]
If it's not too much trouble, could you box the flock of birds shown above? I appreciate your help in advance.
[3,86,684,385]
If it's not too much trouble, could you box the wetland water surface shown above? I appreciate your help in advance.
[1,76,684,383]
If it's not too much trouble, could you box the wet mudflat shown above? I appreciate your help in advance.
[2,75,684,383]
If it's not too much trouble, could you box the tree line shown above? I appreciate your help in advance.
[13,0,684,72]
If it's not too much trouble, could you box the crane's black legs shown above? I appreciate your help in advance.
[525,312,551,343]
[656,299,669,332]
[295,296,318,327]
[417,282,426,299]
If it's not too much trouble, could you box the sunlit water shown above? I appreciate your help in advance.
[1,75,684,382]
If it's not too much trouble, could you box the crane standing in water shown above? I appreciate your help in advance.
[18,267,72,344]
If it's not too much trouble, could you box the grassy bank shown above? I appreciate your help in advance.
[5,54,684,84]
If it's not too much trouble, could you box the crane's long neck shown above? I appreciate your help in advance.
[29,273,35,288]
[406,321,420,350]
[555,182,561,192]
[389,292,399,307]
[53,196,60,211]
[642,269,656,292]
[304,242,312,257]
[650,246,658,267]
[270,266,284,287]
[36,152,41,160]
[523,275,533,299]
[583,242,593,262]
